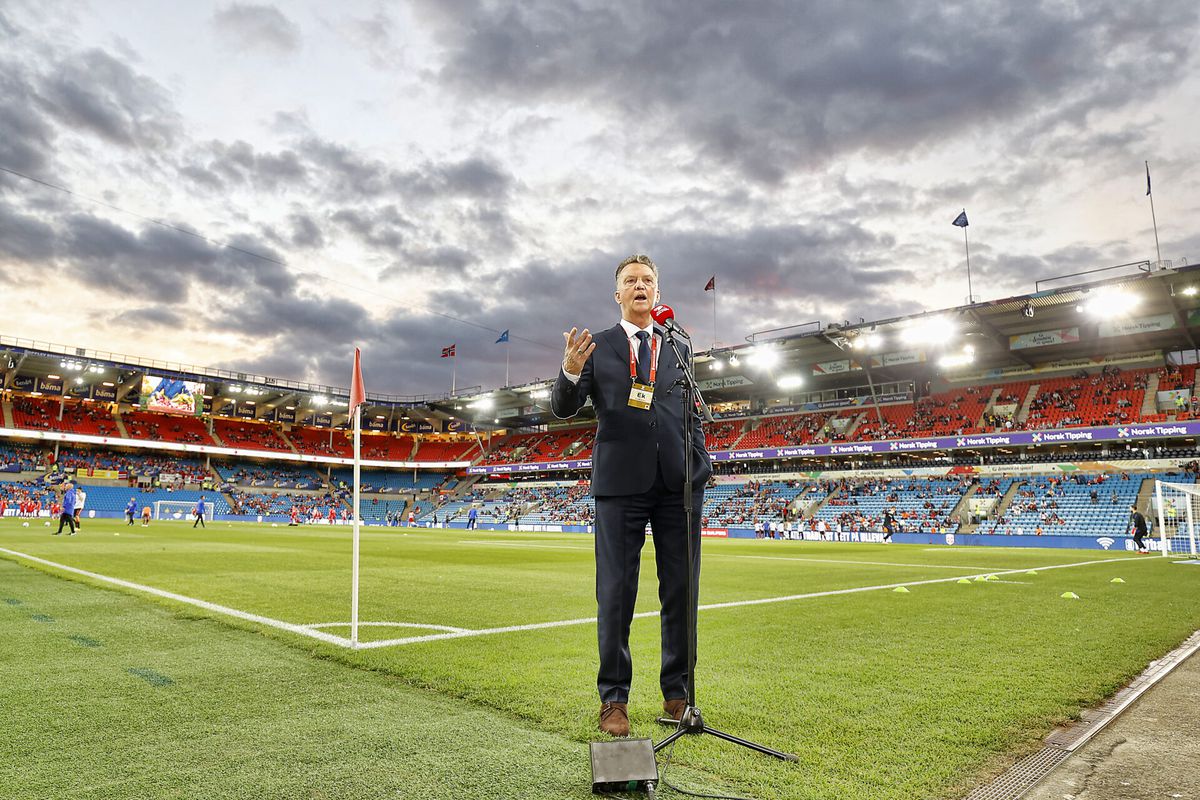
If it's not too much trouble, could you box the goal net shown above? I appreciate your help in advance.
[1152,480,1199,557]
[154,500,214,522]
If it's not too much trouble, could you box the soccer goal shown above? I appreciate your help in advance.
[1153,480,1199,557]
[154,500,214,522]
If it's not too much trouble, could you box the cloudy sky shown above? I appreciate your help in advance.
[1,0,1198,397]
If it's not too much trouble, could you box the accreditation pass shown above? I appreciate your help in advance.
[628,382,654,410]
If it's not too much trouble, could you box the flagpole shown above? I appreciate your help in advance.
[451,358,456,396]
[1147,161,1162,266]
[712,284,718,349]
[350,402,361,648]
[505,343,510,388]
[961,209,974,304]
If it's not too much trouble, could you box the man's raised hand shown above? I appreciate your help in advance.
[563,327,596,375]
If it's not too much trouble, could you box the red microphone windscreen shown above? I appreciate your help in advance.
[650,304,675,325]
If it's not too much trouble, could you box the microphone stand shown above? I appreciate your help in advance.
[654,325,796,762]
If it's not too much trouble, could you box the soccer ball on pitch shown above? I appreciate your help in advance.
[173,512,182,520]
[43,521,50,527]
[22,522,29,528]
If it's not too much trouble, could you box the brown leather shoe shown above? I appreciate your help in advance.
[663,698,687,721]
[599,702,630,737]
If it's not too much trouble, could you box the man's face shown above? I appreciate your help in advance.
[614,263,659,319]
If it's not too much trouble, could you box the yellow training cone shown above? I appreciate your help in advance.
[1026,570,1038,576]
[893,586,910,593]
[985,574,1000,582]
[957,578,972,584]
[1110,578,1125,584]
[1061,591,1080,599]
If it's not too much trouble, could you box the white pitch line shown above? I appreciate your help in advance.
[354,555,1151,650]
[730,555,1009,570]
[457,540,591,551]
[0,547,351,648]
[303,621,469,633]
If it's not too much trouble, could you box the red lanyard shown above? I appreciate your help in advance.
[628,333,658,384]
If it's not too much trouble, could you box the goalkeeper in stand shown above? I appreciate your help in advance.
[1130,504,1150,554]
[193,495,207,528]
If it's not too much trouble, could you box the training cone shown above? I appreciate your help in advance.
[1061,591,1080,599]
[985,574,1000,582]
[957,578,972,584]
[1111,577,1126,584]
[1026,570,1038,576]
[973,575,988,582]
[893,586,910,593]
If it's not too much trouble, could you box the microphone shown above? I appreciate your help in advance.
[650,304,690,338]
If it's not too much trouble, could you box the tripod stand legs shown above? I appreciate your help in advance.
[653,705,798,762]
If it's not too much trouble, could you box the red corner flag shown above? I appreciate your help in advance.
[349,347,366,412]
[704,276,716,292]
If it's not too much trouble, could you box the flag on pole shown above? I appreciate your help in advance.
[704,276,716,292]
[441,344,456,358]
[952,211,969,228]
[1146,162,1152,196]
[495,330,509,344]
[348,348,366,412]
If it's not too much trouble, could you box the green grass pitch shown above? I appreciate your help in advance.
[2,519,1198,799]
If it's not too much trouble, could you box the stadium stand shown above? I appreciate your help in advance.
[1024,368,1149,430]
[56,448,209,483]
[122,410,215,445]
[214,462,322,489]
[0,444,44,472]
[813,477,973,535]
[12,397,118,436]
[326,467,447,493]
[413,439,479,462]
[288,425,351,457]
[702,479,809,526]
[213,419,293,452]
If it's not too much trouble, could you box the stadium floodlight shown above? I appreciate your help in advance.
[901,316,956,346]
[747,346,780,369]
[939,345,975,369]
[73,377,84,385]
[728,354,740,367]
[710,359,724,372]
[1183,286,1199,297]
[530,389,550,400]
[852,332,883,350]
[47,373,60,380]
[471,397,495,411]
[777,374,804,389]
[312,395,328,406]
[1078,288,1140,316]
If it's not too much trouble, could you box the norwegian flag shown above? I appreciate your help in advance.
[704,275,715,292]
[441,344,456,358]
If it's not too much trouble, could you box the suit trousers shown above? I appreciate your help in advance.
[594,462,703,703]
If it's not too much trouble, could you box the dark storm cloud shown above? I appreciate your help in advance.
[212,3,301,55]
[287,212,325,249]
[0,202,57,263]
[61,213,295,302]
[417,0,1197,183]
[0,65,56,173]
[38,49,179,150]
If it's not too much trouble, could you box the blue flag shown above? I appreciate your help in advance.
[495,330,509,344]
[952,211,969,228]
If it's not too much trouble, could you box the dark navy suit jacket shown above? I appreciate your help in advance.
[552,323,712,497]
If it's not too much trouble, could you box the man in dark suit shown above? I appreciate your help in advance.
[552,254,712,737]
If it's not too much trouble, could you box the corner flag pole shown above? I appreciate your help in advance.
[348,348,366,649]
[1147,161,1162,266]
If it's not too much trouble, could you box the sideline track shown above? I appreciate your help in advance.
[0,546,1153,650]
